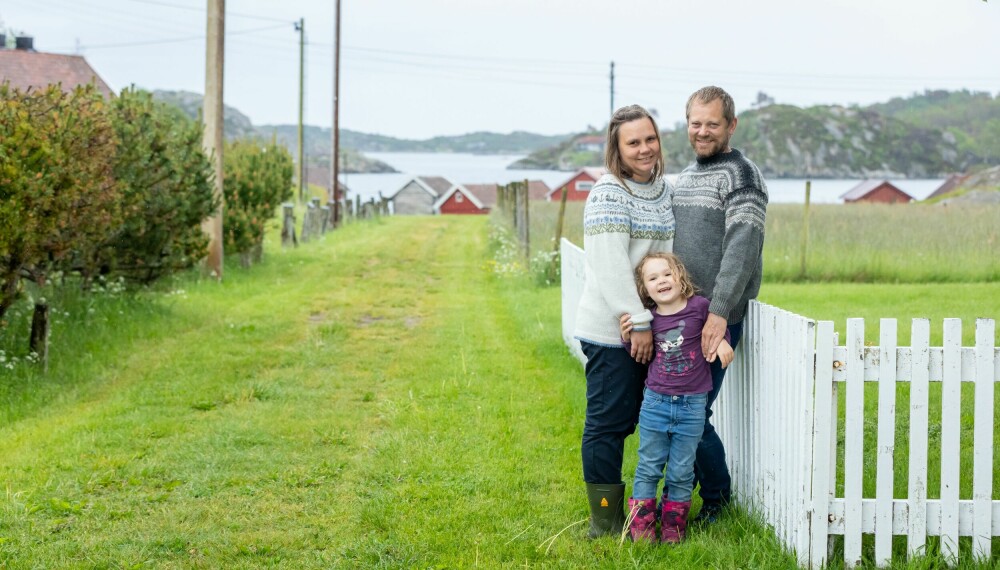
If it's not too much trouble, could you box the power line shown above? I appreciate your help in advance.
[54,23,289,51]
[124,0,294,23]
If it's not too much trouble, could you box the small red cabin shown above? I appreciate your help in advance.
[546,167,607,202]
[840,180,914,204]
[434,184,491,215]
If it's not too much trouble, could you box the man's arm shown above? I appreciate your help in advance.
[702,184,766,359]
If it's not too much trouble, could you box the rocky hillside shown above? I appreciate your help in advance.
[256,124,396,174]
[341,129,570,153]
[151,90,395,174]
[507,132,603,170]
[670,104,962,178]
[932,165,1000,205]
[512,91,1000,178]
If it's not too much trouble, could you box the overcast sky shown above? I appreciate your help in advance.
[3,0,999,139]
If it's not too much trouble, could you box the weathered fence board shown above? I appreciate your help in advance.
[907,319,930,559]
[973,318,995,558]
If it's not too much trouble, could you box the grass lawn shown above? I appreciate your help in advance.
[0,215,797,568]
[0,215,996,568]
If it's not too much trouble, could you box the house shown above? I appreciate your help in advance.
[574,135,604,153]
[0,37,114,97]
[434,184,492,215]
[432,180,552,215]
[924,173,968,201]
[390,176,453,215]
[840,180,914,204]
[546,167,607,202]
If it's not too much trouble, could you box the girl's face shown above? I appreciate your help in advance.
[617,117,659,183]
[642,257,683,309]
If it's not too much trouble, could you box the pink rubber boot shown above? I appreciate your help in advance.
[627,498,658,543]
[660,500,691,543]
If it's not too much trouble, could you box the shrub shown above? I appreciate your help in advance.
[222,138,294,266]
[89,87,217,285]
[0,83,120,320]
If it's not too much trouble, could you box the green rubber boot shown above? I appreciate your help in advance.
[585,482,626,538]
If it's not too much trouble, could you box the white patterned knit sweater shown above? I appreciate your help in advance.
[574,174,675,347]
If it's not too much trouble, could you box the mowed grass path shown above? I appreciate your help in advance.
[0,217,796,568]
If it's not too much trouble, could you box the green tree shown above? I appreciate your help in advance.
[86,87,217,285]
[0,83,120,320]
[223,138,294,267]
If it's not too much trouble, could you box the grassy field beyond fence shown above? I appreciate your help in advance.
[526,201,1000,283]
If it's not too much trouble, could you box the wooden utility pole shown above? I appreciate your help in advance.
[295,17,305,203]
[330,0,342,229]
[202,0,225,279]
[609,61,615,116]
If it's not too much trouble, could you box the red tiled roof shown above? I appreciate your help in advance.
[839,179,915,201]
[463,183,498,208]
[0,50,114,97]
[527,180,550,200]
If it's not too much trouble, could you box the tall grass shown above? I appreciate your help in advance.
[522,201,1000,283]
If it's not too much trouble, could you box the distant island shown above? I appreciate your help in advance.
[153,89,1000,179]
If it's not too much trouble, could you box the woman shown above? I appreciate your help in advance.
[573,104,675,538]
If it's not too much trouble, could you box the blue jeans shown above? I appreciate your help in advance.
[632,389,707,502]
[694,321,744,505]
[581,341,647,484]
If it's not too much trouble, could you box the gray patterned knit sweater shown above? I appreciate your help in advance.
[574,174,675,347]
[673,148,767,325]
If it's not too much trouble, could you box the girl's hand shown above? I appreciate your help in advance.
[710,339,735,369]
[619,313,633,342]
[629,330,653,364]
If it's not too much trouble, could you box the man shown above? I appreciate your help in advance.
[671,86,767,524]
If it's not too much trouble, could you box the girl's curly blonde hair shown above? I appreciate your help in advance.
[634,252,697,310]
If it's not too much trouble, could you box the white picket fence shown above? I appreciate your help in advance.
[559,238,1000,567]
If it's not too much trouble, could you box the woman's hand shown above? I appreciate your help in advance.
[629,329,653,364]
[619,313,633,342]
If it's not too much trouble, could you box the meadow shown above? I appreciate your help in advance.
[527,201,1000,283]
[0,213,996,568]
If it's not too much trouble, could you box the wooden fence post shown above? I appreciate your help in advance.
[300,201,314,242]
[29,302,49,373]
[320,205,331,233]
[511,180,530,260]
[281,203,298,247]
[548,185,569,281]
[799,180,811,279]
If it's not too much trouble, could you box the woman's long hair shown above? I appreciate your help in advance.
[604,104,664,184]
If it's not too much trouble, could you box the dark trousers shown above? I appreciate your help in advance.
[580,341,647,484]
[694,321,744,505]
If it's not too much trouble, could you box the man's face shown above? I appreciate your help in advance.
[687,99,737,158]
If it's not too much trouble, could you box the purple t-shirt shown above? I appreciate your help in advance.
[628,295,727,396]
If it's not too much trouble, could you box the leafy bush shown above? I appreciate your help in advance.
[0,83,121,320]
[222,138,294,266]
[90,87,217,285]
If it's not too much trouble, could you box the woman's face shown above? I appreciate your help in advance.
[617,117,659,183]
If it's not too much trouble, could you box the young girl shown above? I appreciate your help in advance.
[620,252,733,543]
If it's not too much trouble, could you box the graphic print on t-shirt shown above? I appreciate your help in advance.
[654,319,694,376]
